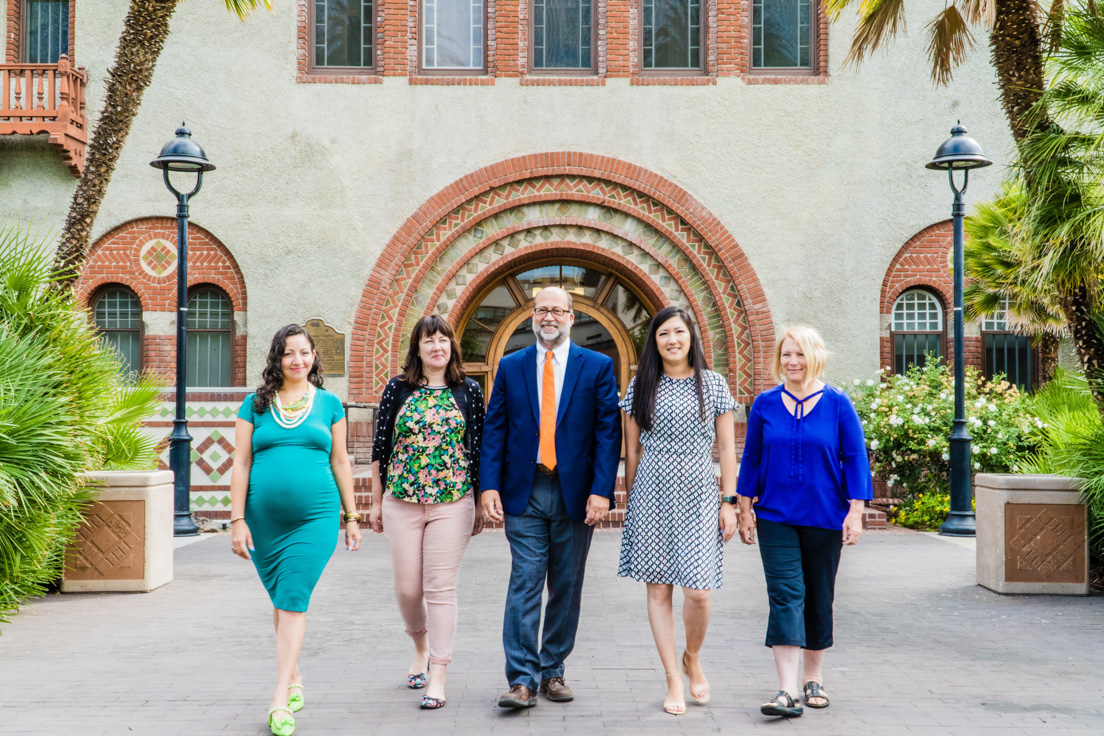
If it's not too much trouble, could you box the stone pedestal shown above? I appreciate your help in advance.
[61,470,174,593]
[975,473,1088,595]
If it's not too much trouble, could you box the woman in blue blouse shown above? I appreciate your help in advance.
[736,325,872,718]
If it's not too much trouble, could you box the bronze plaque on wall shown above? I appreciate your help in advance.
[65,500,146,581]
[1004,503,1087,584]
[304,319,346,376]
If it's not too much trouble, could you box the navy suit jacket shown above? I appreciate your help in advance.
[479,342,622,521]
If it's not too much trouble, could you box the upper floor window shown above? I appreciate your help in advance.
[641,0,703,71]
[93,287,142,378]
[422,0,484,71]
[892,289,944,375]
[187,287,233,387]
[531,0,594,71]
[982,300,1033,391]
[24,0,69,63]
[752,0,813,70]
[313,0,374,69]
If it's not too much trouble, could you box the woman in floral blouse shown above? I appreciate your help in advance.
[369,315,485,710]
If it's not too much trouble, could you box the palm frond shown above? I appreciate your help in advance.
[958,0,996,27]
[842,0,908,68]
[926,6,976,86]
[224,0,272,22]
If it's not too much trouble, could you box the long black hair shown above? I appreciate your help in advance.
[630,306,706,432]
[253,324,324,413]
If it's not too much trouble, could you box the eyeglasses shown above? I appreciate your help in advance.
[533,307,570,318]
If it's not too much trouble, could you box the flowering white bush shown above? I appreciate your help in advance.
[847,362,1038,500]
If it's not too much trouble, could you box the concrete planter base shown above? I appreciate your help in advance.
[975,473,1088,596]
[61,470,174,593]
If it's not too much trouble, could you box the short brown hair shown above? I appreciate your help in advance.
[402,315,466,387]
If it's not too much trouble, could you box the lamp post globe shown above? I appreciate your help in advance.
[151,124,215,537]
[926,122,991,537]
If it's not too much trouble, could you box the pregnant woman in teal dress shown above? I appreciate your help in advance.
[230,324,362,736]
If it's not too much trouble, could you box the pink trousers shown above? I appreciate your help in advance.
[382,493,475,665]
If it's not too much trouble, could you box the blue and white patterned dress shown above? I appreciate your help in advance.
[617,370,736,589]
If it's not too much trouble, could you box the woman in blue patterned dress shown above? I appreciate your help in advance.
[369,315,485,710]
[619,306,739,716]
[230,324,362,736]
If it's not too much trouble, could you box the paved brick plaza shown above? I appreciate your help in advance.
[1,527,1101,735]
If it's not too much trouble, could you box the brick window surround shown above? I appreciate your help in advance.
[295,0,827,84]
[349,151,776,405]
[76,218,248,387]
[880,221,981,375]
[5,0,75,63]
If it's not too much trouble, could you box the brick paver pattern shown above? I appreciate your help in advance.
[1,528,1102,735]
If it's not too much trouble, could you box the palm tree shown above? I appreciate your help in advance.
[964,182,1064,385]
[52,0,267,283]
[824,0,1052,145]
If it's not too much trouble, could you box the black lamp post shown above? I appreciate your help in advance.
[926,122,992,537]
[150,124,216,537]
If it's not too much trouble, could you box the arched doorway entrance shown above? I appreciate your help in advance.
[457,260,657,396]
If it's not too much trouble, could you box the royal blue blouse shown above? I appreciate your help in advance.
[736,384,873,530]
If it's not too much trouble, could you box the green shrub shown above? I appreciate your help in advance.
[0,224,161,625]
[847,361,1038,501]
[888,493,976,531]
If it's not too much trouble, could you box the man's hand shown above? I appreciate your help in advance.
[482,490,504,523]
[584,494,610,526]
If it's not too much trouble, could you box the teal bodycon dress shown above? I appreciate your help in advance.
[238,389,344,612]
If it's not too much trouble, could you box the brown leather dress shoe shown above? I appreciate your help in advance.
[498,684,537,709]
[540,677,574,702]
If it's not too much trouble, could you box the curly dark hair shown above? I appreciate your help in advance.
[253,324,324,413]
[401,315,466,387]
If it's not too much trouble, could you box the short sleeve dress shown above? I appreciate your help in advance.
[238,388,345,612]
[617,370,737,589]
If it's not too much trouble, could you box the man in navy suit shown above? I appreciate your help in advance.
[481,286,622,708]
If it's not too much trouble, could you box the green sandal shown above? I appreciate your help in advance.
[268,706,295,736]
[288,683,304,712]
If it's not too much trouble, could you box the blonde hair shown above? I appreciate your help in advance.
[772,325,829,384]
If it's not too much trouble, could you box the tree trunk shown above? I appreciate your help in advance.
[1059,285,1104,412]
[1034,331,1060,387]
[53,0,180,284]
[990,0,1049,146]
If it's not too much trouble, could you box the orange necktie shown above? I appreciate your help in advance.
[540,351,557,469]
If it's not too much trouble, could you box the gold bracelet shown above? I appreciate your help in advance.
[229,516,246,524]
[344,512,361,523]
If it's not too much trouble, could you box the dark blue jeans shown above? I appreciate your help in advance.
[757,518,843,651]
[503,472,594,691]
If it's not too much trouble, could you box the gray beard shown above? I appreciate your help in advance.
[535,326,570,350]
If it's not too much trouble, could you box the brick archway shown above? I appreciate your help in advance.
[77,217,248,385]
[350,153,774,404]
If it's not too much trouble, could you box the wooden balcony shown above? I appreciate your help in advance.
[1,55,87,177]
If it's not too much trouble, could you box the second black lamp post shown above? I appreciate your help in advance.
[925,123,992,537]
[150,124,216,537]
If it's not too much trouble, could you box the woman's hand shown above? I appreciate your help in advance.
[471,500,486,537]
[719,502,738,542]
[367,504,383,534]
[231,520,253,560]
[345,520,362,551]
[738,508,756,546]
[842,509,864,546]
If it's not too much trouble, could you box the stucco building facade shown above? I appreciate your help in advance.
[2,0,1026,517]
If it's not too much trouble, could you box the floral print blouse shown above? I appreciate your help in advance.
[386,387,472,504]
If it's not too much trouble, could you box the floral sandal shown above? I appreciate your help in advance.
[420,695,447,709]
[288,683,304,712]
[407,672,427,689]
[268,706,295,736]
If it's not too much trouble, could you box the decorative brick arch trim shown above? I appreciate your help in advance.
[76,217,248,385]
[880,221,981,372]
[351,153,774,403]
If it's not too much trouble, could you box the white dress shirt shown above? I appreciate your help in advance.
[536,339,571,463]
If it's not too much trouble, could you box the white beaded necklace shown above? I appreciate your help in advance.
[271,384,316,429]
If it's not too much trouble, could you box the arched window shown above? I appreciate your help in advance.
[92,286,142,377]
[982,299,1033,390]
[187,287,233,387]
[891,289,944,375]
[458,261,656,396]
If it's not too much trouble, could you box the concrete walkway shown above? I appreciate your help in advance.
[1,526,1101,735]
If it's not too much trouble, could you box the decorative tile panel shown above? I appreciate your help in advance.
[65,500,145,580]
[1005,503,1087,584]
